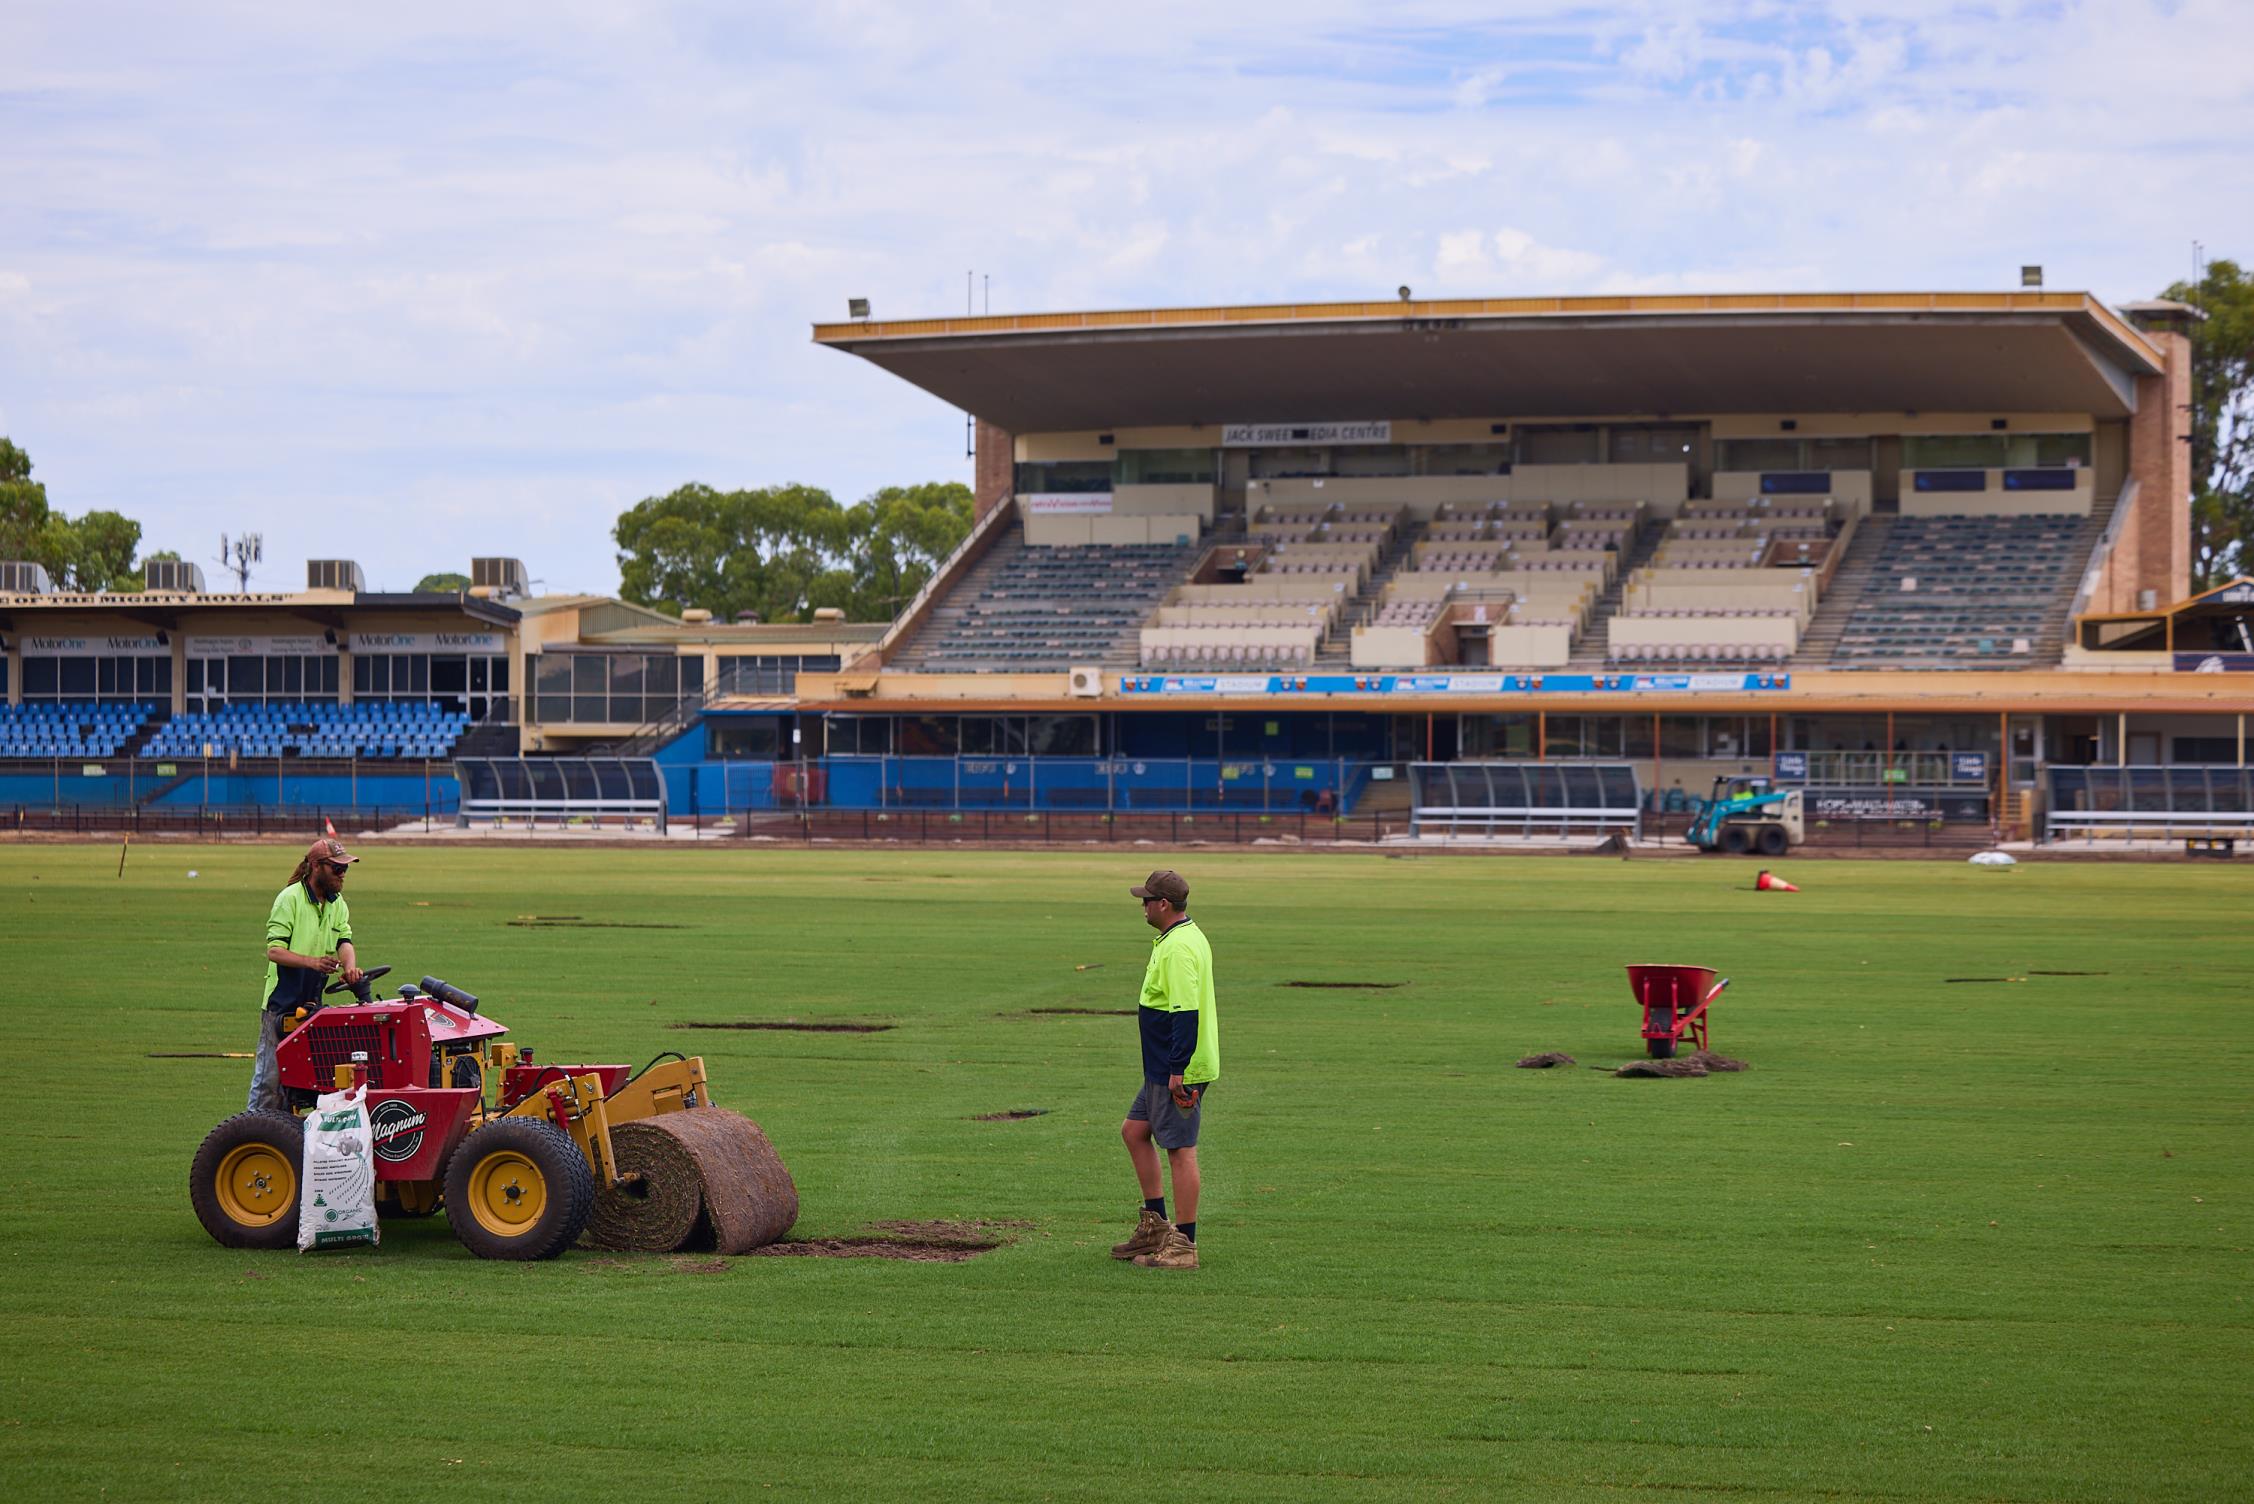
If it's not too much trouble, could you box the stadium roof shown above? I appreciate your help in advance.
[814,291,2164,432]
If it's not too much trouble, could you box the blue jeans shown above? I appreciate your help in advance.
[246,1010,289,1113]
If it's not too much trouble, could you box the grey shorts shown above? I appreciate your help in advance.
[1127,1080,1209,1150]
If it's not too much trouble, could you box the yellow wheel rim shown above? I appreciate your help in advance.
[465,1150,548,1237]
[215,1142,297,1227]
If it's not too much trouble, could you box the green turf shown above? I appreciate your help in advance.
[0,842,2248,1502]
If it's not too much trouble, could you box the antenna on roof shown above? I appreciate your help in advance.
[215,532,262,591]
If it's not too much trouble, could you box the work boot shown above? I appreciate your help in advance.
[1132,1227,1199,1271]
[1110,1208,1172,1260]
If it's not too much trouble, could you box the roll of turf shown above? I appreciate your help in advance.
[584,1109,797,1254]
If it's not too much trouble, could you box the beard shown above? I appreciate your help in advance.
[312,871,344,902]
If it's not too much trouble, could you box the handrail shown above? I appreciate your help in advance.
[2066,477,2139,627]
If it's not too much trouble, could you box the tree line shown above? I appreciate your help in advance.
[2168,258,2254,588]
[610,480,975,624]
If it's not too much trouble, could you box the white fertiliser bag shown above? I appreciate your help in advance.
[299,1085,380,1251]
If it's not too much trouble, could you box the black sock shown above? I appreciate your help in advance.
[1179,1222,1196,1243]
[1144,1197,1166,1219]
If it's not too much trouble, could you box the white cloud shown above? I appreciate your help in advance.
[1,0,2251,593]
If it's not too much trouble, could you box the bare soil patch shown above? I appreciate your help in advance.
[669,1020,894,1033]
[1280,980,1407,990]
[1614,1059,1711,1078]
[748,1218,1024,1261]
[508,917,687,929]
[972,1109,1049,1121]
[1516,1052,1577,1069]
[1025,1007,1134,1017]
[1686,1050,1749,1072]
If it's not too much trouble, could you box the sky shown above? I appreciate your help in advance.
[3,0,2251,596]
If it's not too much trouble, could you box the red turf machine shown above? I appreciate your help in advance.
[1627,964,1728,1059]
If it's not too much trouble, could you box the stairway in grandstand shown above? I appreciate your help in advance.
[2035,483,2122,658]
[891,525,1199,673]
[1790,515,1896,664]
[1315,525,1425,668]
[1566,521,1669,670]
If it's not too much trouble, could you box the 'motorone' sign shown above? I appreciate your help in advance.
[1222,420,1391,447]
[23,635,166,656]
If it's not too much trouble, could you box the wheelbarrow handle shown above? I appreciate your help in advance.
[1703,977,1731,1006]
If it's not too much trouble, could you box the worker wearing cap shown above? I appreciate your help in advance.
[246,838,364,1113]
[1112,868,1219,1272]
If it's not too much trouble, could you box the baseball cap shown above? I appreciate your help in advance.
[1130,869,1189,906]
[306,837,360,867]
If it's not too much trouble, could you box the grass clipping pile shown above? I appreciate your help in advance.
[583,1109,798,1254]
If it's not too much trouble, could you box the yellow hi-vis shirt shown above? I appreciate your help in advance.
[262,881,353,1011]
[1139,916,1219,1085]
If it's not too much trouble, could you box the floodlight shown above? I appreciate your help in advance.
[2020,266,2043,288]
[848,297,870,318]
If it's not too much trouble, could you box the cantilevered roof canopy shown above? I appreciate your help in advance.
[814,292,2163,432]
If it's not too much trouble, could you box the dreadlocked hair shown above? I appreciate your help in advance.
[287,854,315,888]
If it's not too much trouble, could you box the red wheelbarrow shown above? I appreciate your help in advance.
[1627,964,1729,1059]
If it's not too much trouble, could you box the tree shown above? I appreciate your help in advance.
[2162,259,2254,588]
[612,479,976,624]
[614,483,849,623]
[845,482,976,617]
[415,571,472,593]
[0,439,146,590]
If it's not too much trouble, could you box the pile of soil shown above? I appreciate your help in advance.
[1685,1050,1749,1072]
[1515,1052,1577,1069]
[972,1109,1048,1121]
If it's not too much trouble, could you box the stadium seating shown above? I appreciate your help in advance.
[1832,514,2084,665]
[908,537,1199,671]
[0,702,155,759]
[140,701,471,759]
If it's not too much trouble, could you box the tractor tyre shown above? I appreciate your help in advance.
[1720,824,1752,855]
[442,1119,594,1261]
[190,1111,306,1251]
[1756,823,1790,857]
[1646,1034,1678,1060]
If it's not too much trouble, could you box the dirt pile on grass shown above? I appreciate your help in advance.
[1686,1050,1749,1072]
[1614,1059,1711,1078]
[1515,1052,1577,1069]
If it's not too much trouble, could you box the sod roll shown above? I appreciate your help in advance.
[584,1109,798,1254]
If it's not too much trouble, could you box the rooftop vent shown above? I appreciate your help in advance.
[471,557,529,597]
[0,561,53,594]
[144,559,205,593]
[308,559,366,592]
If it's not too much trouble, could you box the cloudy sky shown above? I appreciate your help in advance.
[3,0,2249,595]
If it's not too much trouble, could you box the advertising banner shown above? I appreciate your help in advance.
[22,635,166,656]
[349,631,506,654]
[1021,493,1114,515]
[1222,420,1391,447]
[187,635,333,658]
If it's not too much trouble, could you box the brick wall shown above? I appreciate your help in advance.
[973,418,1014,523]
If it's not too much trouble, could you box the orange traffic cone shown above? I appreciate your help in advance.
[1755,869,1799,892]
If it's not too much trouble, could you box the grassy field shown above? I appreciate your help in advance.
[0,841,2248,1502]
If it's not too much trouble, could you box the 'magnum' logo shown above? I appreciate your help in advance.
[370,1099,429,1162]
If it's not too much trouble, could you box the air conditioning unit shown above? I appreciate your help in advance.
[1068,666,1104,698]
[472,557,529,597]
[0,561,53,594]
[308,559,366,592]
[144,559,205,593]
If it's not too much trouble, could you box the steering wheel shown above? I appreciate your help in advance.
[323,963,392,999]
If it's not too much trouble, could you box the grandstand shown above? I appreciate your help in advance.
[4,288,2248,848]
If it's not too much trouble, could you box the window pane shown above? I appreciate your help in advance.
[572,656,605,692]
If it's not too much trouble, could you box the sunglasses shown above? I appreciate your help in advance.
[319,860,350,874]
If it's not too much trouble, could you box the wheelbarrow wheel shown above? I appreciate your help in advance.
[1646,1035,1677,1060]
